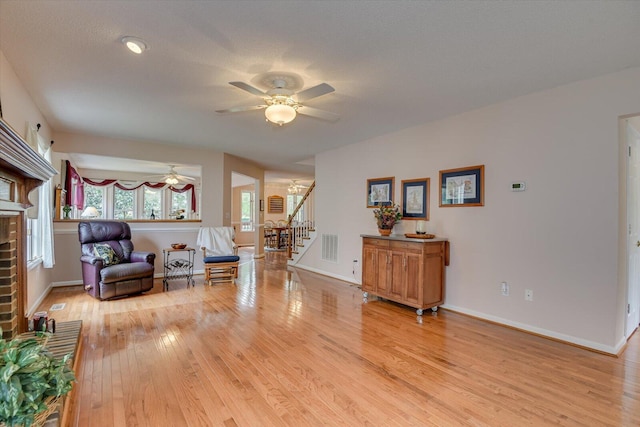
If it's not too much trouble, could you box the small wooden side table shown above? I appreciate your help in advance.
[162,247,196,291]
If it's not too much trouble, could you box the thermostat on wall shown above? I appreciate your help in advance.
[511,181,526,192]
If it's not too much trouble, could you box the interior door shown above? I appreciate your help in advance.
[626,118,640,338]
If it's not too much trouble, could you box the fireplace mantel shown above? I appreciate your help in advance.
[0,117,56,338]
[0,118,57,209]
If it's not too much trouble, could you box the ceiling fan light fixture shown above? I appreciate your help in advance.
[165,175,179,185]
[121,36,148,54]
[265,104,297,126]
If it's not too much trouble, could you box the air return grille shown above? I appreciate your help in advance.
[321,234,338,263]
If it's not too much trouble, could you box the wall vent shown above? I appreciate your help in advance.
[321,234,338,263]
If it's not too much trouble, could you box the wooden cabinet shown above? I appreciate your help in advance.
[361,235,448,315]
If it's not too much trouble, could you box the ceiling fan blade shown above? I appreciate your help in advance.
[297,106,340,122]
[216,105,267,114]
[296,83,335,102]
[175,175,195,181]
[229,81,266,97]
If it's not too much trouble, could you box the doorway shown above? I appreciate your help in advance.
[626,116,640,339]
[231,172,258,249]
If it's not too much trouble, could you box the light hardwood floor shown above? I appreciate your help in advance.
[38,248,640,426]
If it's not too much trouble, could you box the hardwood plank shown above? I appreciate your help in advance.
[37,249,640,427]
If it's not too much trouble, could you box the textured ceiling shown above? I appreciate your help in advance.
[1,1,640,177]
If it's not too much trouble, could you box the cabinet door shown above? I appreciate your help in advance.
[375,249,390,296]
[423,243,445,305]
[403,251,423,305]
[362,246,378,292]
[389,250,405,299]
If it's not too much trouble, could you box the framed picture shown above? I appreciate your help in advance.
[367,176,394,208]
[439,165,484,207]
[268,195,284,213]
[401,178,429,220]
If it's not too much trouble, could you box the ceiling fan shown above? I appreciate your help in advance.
[216,77,339,126]
[144,165,195,185]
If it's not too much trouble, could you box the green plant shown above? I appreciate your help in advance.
[0,328,75,427]
[62,205,71,219]
[373,204,402,229]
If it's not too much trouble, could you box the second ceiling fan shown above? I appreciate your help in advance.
[144,165,195,185]
[216,76,339,126]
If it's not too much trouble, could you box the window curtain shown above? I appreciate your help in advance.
[27,125,55,268]
[82,178,197,211]
[64,160,84,209]
[169,184,197,212]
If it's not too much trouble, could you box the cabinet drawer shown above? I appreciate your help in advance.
[389,241,422,251]
[363,238,389,248]
[423,242,444,254]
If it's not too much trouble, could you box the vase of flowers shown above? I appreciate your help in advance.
[373,204,402,236]
[62,205,71,220]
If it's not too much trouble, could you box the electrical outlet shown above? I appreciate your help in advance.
[525,289,533,301]
[501,281,509,296]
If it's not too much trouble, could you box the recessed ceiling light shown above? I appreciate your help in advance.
[121,36,148,54]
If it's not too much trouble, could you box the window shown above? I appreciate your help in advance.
[287,194,303,222]
[171,191,188,218]
[241,190,254,231]
[83,184,104,218]
[77,182,194,220]
[26,217,39,261]
[114,186,135,219]
[143,187,162,219]
[26,127,54,267]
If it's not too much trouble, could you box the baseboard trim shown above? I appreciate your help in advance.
[290,263,359,286]
[442,304,624,356]
[27,283,54,317]
[52,280,83,287]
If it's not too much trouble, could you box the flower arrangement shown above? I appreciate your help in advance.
[373,204,402,230]
[62,205,72,220]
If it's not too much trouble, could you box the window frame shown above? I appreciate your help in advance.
[240,190,255,231]
[79,182,194,220]
[287,194,304,222]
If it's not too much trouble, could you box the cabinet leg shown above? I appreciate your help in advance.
[362,291,369,299]
[416,308,423,316]
[432,306,438,312]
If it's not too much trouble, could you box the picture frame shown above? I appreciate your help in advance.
[439,165,484,207]
[268,195,284,213]
[401,178,429,220]
[366,176,394,208]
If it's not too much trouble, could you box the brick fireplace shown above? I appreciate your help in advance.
[0,118,56,339]
[0,215,20,338]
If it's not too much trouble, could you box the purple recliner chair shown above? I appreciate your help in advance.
[78,221,156,300]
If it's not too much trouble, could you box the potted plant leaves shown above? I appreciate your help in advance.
[0,328,75,427]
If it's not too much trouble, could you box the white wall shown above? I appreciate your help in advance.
[299,67,640,353]
[1,50,56,314]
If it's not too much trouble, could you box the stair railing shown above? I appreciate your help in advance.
[285,181,315,259]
